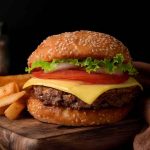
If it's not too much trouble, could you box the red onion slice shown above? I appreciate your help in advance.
[96,68,123,75]
[53,63,78,71]
[51,63,124,75]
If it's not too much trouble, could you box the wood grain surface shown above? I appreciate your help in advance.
[0,116,143,150]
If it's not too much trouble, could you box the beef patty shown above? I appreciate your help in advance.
[32,85,141,110]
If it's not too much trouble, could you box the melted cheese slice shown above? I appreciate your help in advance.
[23,77,142,104]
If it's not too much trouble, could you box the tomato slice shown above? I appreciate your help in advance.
[32,70,129,84]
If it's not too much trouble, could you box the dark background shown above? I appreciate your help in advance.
[0,0,149,74]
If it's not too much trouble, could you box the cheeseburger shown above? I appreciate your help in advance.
[24,30,142,126]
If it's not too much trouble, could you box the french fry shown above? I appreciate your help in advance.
[0,74,30,119]
[0,91,26,107]
[0,74,32,89]
[0,82,19,98]
[0,106,8,115]
[4,99,26,120]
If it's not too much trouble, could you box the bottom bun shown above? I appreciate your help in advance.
[27,97,132,126]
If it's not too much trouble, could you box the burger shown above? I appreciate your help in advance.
[23,30,142,126]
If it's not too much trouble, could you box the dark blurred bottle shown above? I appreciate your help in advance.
[0,21,9,75]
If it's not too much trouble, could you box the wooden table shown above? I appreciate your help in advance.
[0,115,143,150]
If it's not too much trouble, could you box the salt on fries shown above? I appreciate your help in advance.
[0,74,30,120]
[0,82,19,98]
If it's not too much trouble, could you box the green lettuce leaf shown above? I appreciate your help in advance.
[25,60,58,73]
[25,53,138,75]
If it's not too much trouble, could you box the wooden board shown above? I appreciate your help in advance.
[0,116,143,150]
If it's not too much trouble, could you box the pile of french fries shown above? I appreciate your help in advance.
[0,74,31,120]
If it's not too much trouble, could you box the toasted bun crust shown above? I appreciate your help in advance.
[28,30,131,66]
[27,97,131,126]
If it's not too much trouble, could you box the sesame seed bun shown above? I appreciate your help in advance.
[27,97,131,126]
[28,30,131,66]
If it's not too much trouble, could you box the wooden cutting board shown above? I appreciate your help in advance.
[0,115,143,150]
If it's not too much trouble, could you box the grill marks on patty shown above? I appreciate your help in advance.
[32,86,140,110]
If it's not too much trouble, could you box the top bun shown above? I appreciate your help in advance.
[28,30,131,66]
